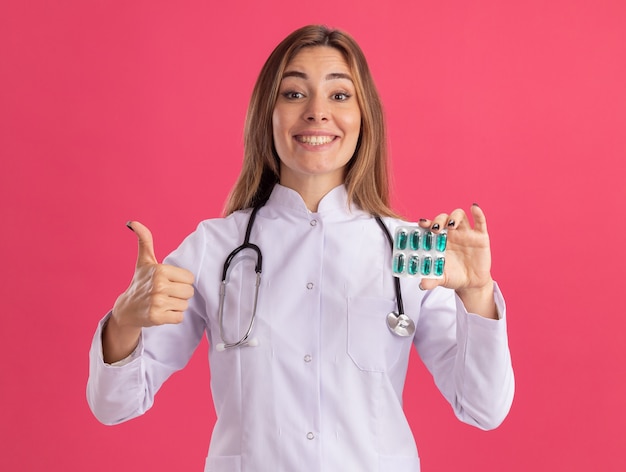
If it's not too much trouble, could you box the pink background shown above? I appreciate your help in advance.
[1,0,625,470]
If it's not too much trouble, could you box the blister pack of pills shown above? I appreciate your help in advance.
[392,226,447,279]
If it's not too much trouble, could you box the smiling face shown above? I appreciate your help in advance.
[272,46,362,195]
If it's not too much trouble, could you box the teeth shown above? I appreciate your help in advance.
[296,135,334,145]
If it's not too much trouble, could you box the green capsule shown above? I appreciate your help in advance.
[409,230,420,250]
[434,257,445,276]
[436,233,447,252]
[423,232,433,251]
[408,255,420,275]
[421,256,433,276]
[395,230,408,250]
[393,253,406,274]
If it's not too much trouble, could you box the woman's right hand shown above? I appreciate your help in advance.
[102,221,195,363]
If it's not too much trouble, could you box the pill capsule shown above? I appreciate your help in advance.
[409,230,420,250]
[423,232,433,251]
[408,255,420,275]
[436,233,447,252]
[421,256,432,276]
[395,230,408,250]
[434,257,445,276]
[393,253,406,274]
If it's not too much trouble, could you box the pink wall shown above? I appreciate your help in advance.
[1,1,625,470]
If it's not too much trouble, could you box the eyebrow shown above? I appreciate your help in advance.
[281,71,354,82]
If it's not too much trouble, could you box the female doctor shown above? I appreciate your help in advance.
[88,25,514,472]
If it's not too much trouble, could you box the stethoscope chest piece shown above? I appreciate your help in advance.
[386,312,415,337]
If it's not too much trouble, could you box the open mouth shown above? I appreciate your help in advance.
[295,135,336,146]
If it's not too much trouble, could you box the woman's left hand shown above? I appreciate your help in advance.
[418,204,498,318]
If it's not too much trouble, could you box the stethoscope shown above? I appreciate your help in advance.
[215,202,415,351]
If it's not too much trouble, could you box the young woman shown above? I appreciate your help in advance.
[88,25,514,472]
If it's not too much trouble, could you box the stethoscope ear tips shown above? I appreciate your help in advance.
[216,343,226,352]
[247,337,259,347]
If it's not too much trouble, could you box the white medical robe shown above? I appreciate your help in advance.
[88,184,514,472]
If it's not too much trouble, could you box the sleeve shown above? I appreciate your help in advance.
[86,224,210,425]
[413,282,514,430]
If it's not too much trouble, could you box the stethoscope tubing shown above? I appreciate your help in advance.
[216,205,264,351]
[374,216,405,316]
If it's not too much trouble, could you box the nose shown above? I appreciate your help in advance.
[304,94,328,122]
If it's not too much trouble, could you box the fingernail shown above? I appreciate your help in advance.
[419,218,428,223]
[126,221,135,232]
[419,282,425,291]
[472,202,480,207]
[431,223,440,230]
[447,219,455,227]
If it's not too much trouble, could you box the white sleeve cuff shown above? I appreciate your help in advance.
[97,313,144,367]
[454,281,507,321]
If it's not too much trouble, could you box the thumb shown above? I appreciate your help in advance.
[126,221,158,266]
[418,277,444,291]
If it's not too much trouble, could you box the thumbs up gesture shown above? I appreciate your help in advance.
[103,221,195,363]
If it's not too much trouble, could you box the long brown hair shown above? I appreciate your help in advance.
[224,25,397,217]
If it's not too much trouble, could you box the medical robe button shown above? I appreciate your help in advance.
[310,219,318,226]
[306,283,314,290]
[306,432,315,440]
[304,354,312,362]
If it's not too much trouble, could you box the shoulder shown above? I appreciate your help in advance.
[196,209,252,234]
[168,210,252,258]
[377,215,416,231]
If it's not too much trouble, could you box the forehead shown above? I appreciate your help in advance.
[284,46,351,74]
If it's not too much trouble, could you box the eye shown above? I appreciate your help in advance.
[332,92,351,101]
[282,90,305,100]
